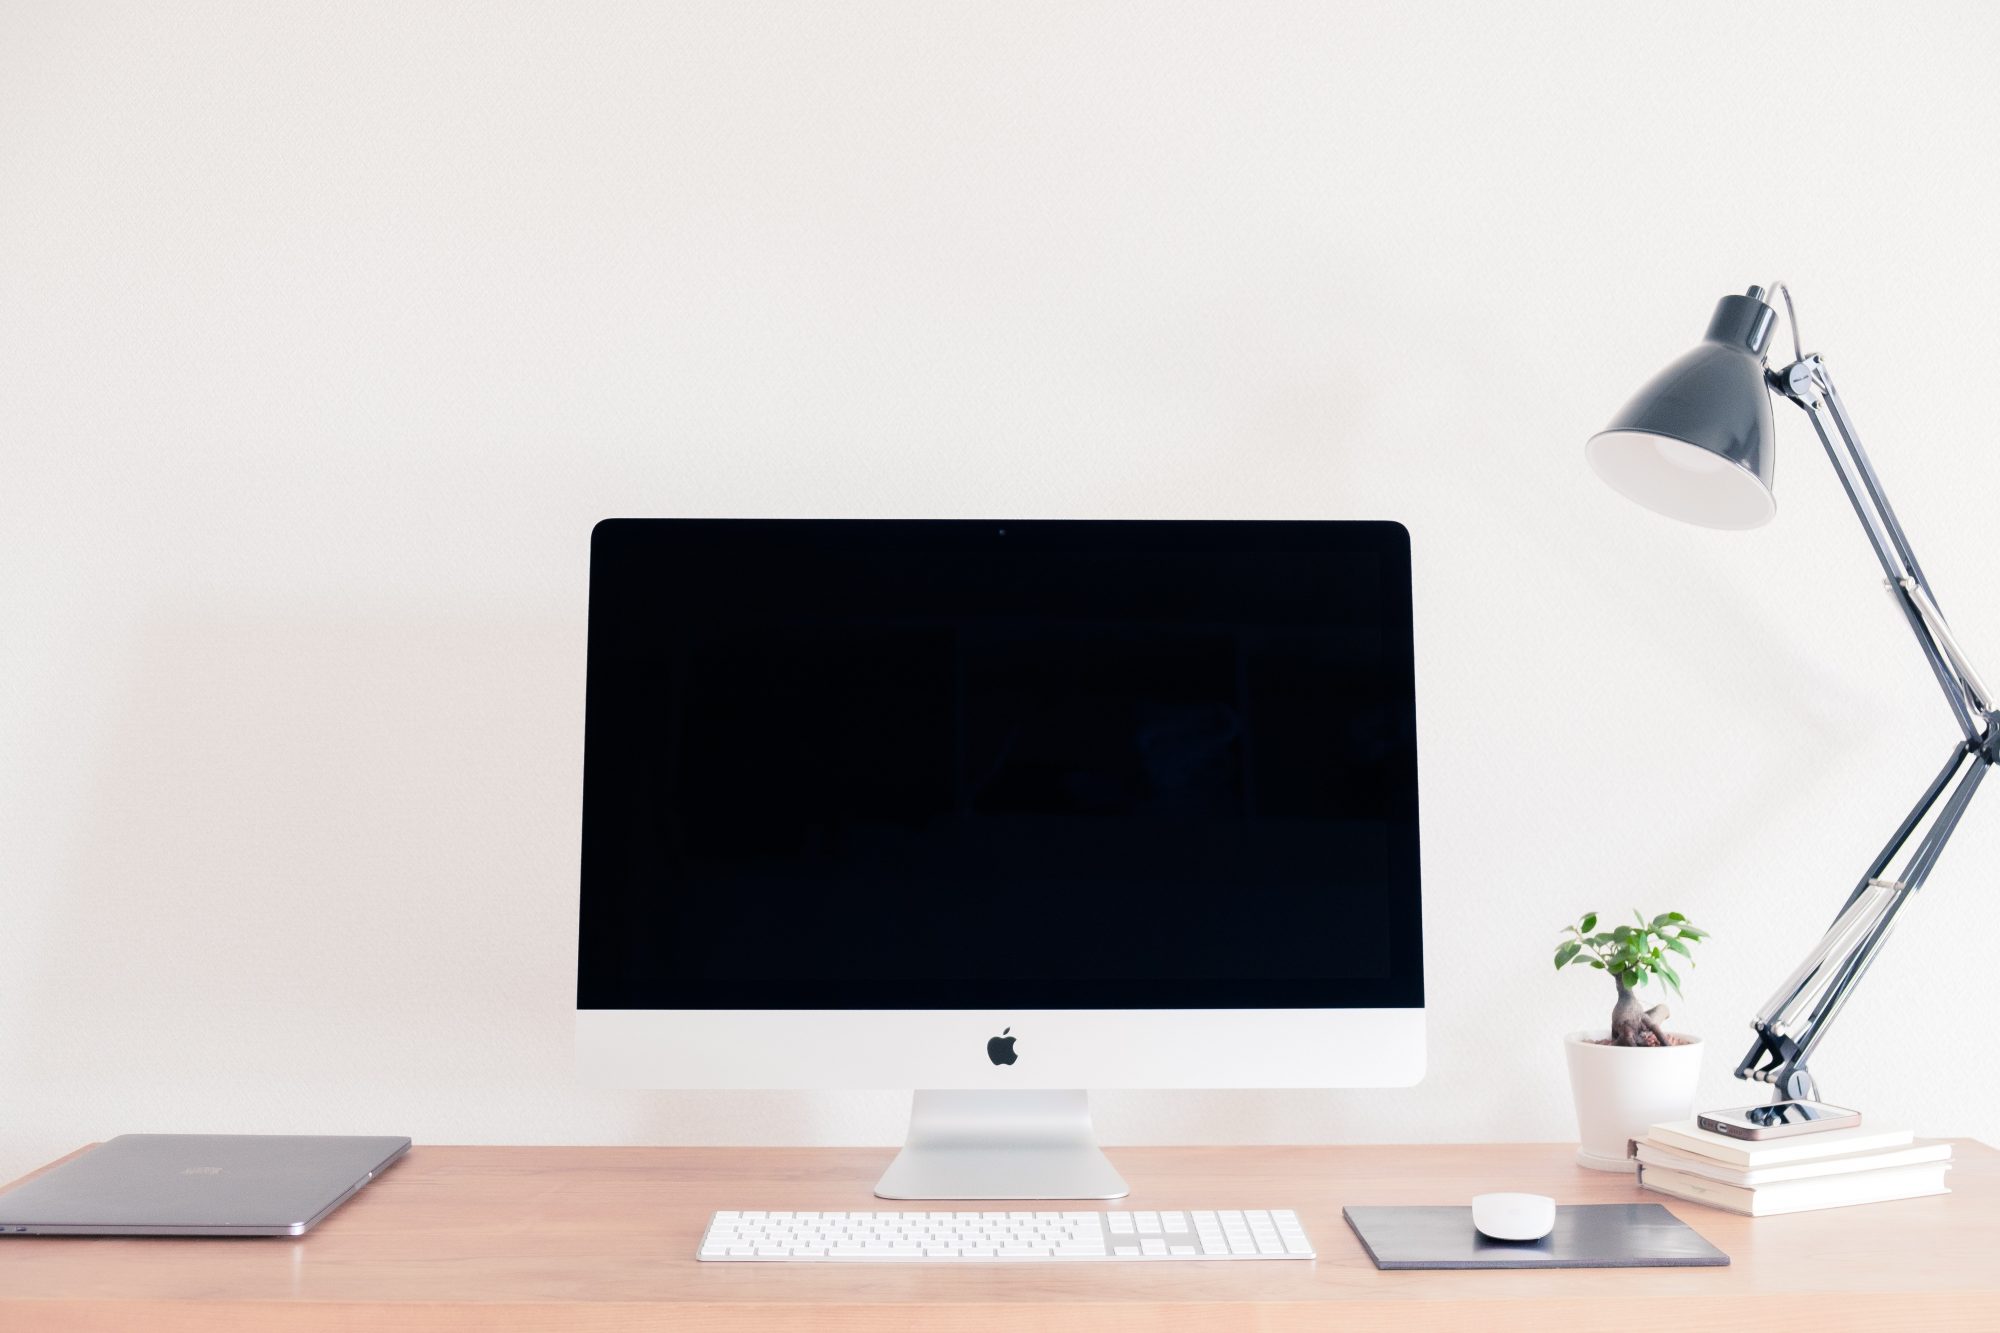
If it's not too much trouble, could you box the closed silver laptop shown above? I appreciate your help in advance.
[0,1134,411,1236]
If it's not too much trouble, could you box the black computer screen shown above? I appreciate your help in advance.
[577,520,1422,1010]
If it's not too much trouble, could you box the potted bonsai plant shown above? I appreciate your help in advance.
[1554,910,1709,1171]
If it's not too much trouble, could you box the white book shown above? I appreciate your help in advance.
[1639,1160,1950,1217]
[1633,1138,1952,1188]
[1645,1119,1914,1168]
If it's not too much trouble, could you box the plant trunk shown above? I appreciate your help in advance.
[1609,981,1672,1047]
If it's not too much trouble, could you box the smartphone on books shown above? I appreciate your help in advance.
[1697,1100,1862,1140]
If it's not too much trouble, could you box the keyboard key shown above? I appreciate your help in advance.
[1141,1238,1167,1256]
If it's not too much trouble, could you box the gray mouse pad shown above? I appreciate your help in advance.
[1343,1203,1729,1270]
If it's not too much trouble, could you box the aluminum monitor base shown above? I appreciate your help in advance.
[874,1090,1130,1200]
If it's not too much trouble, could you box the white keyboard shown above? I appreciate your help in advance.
[697,1207,1315,1262]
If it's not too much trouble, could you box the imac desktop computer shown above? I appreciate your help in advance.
[576,519,1424,1199]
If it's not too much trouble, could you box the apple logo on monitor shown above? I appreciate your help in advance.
[987,1028,1018,1066]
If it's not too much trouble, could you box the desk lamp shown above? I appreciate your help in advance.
[1586,283,1997,1103]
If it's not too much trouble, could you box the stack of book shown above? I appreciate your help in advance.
[1631,1120,1952,1216]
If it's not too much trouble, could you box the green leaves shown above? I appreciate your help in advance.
[1553,909,1710,996]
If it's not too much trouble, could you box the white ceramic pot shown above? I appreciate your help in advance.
[1563,1029,1704,1172]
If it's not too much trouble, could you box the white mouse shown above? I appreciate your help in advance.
[1471,1192,1556,1241]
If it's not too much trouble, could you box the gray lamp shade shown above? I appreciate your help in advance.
[1586,291,1780,530]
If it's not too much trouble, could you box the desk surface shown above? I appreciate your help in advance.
[2,1140,1995,1331]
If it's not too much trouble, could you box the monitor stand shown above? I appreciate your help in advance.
[873,1090,1130,1200]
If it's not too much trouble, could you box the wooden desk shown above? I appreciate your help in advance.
[2,1141,1995,1331]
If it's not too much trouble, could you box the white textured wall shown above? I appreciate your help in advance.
[5,1,1999,1183]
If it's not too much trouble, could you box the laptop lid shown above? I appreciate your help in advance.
[0,1134,411,1236]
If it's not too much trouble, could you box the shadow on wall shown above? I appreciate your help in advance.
[19,607,590,1123]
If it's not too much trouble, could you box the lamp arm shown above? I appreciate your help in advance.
[1773,353,1992,743]
[1732,317,1998,1101]
[1736,739,1986,1099]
